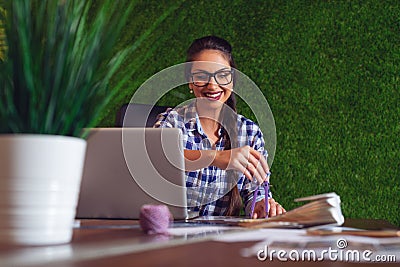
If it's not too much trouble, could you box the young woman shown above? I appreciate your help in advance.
[155,36,285,218]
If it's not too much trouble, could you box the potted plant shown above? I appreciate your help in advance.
[0,0,134,245]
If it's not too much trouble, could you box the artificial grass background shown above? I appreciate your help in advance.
[97,0,399,225]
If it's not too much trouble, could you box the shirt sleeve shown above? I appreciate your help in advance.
[153,108,174,128]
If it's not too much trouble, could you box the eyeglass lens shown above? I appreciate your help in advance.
[191,70,233,87]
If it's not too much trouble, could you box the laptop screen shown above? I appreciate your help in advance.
[76,128,189,220]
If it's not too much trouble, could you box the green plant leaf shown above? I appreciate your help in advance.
[0,0,161,138]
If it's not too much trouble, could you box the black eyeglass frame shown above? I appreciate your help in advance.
[190,69,234,87]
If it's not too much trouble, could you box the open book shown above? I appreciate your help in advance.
[192,192,345,228]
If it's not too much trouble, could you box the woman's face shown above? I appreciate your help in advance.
[189,50,233,110]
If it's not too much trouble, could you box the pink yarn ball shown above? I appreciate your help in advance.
[139,204,172,234]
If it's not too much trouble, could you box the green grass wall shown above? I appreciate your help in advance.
[97,0,399,225]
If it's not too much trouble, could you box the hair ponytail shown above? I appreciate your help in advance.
[220,94,243,216]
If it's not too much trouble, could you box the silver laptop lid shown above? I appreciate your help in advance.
[76,128,188,220]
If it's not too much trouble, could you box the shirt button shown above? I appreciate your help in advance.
[200,138,211,149]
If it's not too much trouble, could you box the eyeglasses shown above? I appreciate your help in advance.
[190,69,233,87]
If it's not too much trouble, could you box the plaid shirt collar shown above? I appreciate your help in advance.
[182,100,224,138]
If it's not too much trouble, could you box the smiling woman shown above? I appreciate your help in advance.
[155,36,286,219]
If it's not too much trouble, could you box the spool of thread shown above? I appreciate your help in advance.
[139,204,172,234]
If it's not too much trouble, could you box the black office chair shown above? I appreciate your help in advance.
[115,103,170,127]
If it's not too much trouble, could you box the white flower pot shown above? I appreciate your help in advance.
[0,135,86,245]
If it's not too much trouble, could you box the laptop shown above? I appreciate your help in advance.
[75,128,189,220]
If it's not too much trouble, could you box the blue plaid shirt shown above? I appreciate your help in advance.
[154,101,271,216]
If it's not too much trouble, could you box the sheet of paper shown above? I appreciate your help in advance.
[167,225,241,237]
[213,228,309,243]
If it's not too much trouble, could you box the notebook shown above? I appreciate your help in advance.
[75,128,190,220]
[192,192,345,228]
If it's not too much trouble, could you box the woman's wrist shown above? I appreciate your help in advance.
[212,150,229,170]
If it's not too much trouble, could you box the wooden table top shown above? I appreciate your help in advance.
[0,218,398,267]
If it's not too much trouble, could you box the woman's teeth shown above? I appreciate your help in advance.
[204,92,222,99]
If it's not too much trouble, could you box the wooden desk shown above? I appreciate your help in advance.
[0,219,398,267]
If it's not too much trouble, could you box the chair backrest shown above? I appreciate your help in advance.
[115,103,170,127]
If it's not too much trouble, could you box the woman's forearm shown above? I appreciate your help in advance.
[184,149,224,171]
[184,146,269,186]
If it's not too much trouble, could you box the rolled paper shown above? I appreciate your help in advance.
[139,204,172,234]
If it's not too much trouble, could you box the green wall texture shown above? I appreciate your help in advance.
[97,0,400,225]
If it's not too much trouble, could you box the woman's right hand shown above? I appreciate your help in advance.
[213,146,270,184]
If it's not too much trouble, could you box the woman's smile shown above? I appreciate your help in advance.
[203,91,223,101]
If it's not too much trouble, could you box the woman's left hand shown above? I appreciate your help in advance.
[252,198,286,219]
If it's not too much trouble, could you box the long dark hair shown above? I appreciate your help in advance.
[186,36,242,216]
